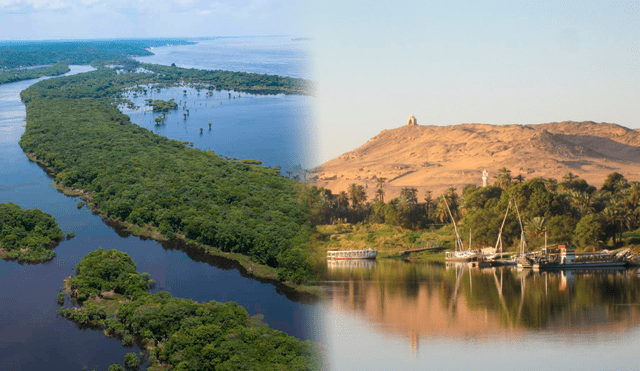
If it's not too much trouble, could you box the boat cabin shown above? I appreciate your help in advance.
[559,245,575,265]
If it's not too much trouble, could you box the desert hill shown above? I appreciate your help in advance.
[309,120,640,200]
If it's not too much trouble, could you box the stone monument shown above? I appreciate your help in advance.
[407,115,417,126]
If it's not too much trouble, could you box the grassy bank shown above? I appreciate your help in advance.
[310,223,453,263]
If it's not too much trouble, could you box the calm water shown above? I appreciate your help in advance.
[315,260,640,370]
[134,37,311,79]
[121,86,313,172]
[0,37,318,371]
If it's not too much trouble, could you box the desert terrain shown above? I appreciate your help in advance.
[309,120,640,199]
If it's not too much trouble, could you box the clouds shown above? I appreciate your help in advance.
[0,0,304,39]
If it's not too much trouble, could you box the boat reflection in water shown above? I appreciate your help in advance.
[327,258,378,270]
[318,259,640,369]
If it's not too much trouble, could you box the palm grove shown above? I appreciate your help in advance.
[308,168,640,250]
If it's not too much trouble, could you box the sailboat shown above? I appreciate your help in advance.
[488,201,517,266]
[444,198,480,262]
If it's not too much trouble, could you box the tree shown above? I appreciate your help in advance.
[602,172,627,193]
[494,167,512,189]
[514,174,525,184]
[348,183,367,209]
[375,178,386,203]
[562,172,578,183]
[573,214,605,249]
[400,187,418,204]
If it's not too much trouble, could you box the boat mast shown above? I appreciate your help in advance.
[443,197,463,251]
[494,201,511,256]
[513,200,527,255]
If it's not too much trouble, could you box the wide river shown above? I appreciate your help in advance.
[3,37,640,371]
[0,37,317,371]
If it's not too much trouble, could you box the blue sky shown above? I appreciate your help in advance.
[1,1,638,164]
[0,0,304,39]
[304,1,640,162]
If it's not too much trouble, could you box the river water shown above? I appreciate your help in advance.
[316,260,640,370]
[0,37,317,371]
[4,37,640,371]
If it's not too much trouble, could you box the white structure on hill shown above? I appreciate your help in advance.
[482,169,488,187]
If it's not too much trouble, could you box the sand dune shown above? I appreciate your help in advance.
[309,121,640,199]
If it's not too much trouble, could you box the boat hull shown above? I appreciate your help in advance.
[327,249,378,260]
[535,261,628,270]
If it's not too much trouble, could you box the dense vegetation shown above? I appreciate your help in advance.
[59,249,318,371]
[146,98,178,112]
[0,63,69,85]
[0,39,193,69]
[0,202,64,262]
[309,169,640,251]
[20,66,314,284]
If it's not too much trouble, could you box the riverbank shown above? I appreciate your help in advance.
[26,146,325,300]
[58,248,320,370]
[0,63,69,85]
[311,223,450,263]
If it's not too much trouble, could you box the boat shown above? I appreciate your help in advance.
[326,248,378,260]
[530,245,629,270]
[443,198,481,262]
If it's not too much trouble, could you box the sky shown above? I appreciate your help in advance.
[0,0,304,39]
[304,1,640,163]
[1,1,639,165]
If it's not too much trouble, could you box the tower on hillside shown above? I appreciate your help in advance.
[407,115,417,126]
[482,169,488,187]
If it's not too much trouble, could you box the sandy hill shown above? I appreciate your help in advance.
[309,121,640,199]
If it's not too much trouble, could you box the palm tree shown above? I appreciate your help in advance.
[514,174,525,184]
[348,183,367,209]
[569,190,594,218]
[424,190,434,220]
[400,187,418,204]
[375,178,386,203]
[336,191,349,211]
[494,167,512,189]
[525,216,546,240]
[563,172,578,183]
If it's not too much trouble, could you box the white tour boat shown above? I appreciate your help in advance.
[326,248,378,260]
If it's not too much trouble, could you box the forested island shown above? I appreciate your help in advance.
[19,63,316,289]
[0,62,70,85]
[0,202,64,262]
[59,248,318,370]
[0,39,193,69]
[308,170,640,259]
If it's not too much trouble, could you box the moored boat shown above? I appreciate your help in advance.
[518,245,631,270]
[327,248,378,260]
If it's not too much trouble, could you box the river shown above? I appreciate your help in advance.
[4,37,640,371]
[316,259,640,370]
[0,37,316,371]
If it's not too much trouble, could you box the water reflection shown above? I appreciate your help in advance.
[322,260,640,345]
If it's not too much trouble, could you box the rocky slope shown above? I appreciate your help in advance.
[309,121,640,199]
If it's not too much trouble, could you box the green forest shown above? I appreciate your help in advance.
[308,169,640,251]
[20,65,314,284]
[0,202,64,262]
[0,39,193,69]
[0,63,69,85]
[59,248,318,370]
